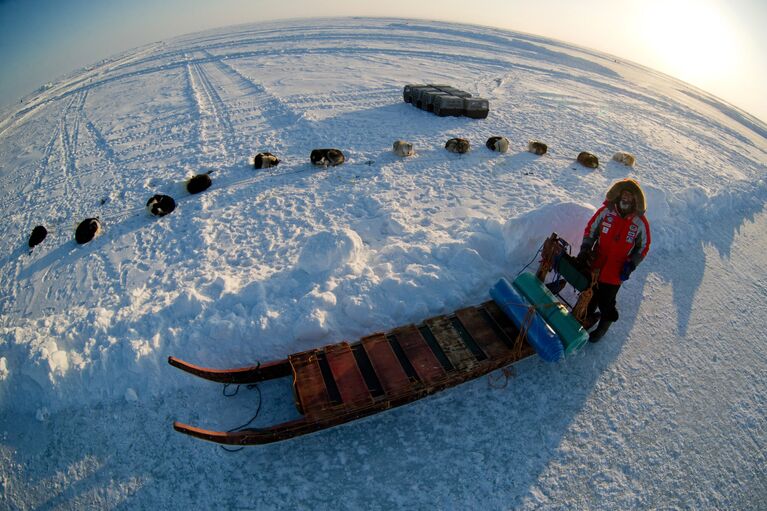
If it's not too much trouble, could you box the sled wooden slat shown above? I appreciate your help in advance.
[289,351,331,417]
[392,325,446,384]
[455,307,509,360]
[482,301,535,356]
[424,316,480,371]
[325,343,372,406]
[483,301,519,344]
[361,333,411,395]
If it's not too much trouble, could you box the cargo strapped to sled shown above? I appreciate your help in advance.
[555,253,590,292]
[536,232,596,325]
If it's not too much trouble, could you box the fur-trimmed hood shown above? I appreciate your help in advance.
[605,178,646,215]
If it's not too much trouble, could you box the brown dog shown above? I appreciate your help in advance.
[577,151,599,168]
[528,141,548,155]
[445,138,470,154]
[254,152,280,169]
[311,149,345,167]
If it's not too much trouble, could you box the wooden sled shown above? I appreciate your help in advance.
[170,233,594,445]
[170,300,535,445]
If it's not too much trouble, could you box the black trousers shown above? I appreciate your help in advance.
[587,282,621,322]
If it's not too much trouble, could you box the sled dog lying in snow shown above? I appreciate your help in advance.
[392,140,414,157]
[75,217,102,244]
[146,194,176,217]
[254,152,280,169]
[612,151,636,167]
[445,138,470,154]
[577,151,599,168]
[485,136,509,153]
[528,141,548,155]
[186,173,212,194]
[28,225,47,248]
[310,148,345,167]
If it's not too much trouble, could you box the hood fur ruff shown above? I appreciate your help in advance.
[605,178,646,215]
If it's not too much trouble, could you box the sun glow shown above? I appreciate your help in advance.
[636,0,742,85]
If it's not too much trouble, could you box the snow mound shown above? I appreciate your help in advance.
[642,183,671,225]
[297,228,366,275]
[503,202,596,262]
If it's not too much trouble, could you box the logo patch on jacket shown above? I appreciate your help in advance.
[626,224,638,243]
[602,214,614,233]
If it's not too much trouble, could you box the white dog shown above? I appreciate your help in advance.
[612,151,636,167]
[486,136,509,153]
[393,140,414,157]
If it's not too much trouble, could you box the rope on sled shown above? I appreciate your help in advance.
[487,366,515,389]
[572,269,599,323]
[487,303,536,389]
[514,242,545,279]
[219,362,263,453]
[513,306,536,360]
[536,237,560,281]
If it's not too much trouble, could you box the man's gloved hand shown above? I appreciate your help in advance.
[620,261,636,281]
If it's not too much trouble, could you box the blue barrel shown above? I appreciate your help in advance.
[489,278,564,362]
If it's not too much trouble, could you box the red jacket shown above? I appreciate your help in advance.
[582,201,651,285]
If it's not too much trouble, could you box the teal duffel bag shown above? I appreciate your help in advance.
[512,272,589,355]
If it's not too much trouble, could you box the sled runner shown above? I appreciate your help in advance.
[169,233,591,445]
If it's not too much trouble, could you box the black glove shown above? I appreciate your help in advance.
[620,261,636,281]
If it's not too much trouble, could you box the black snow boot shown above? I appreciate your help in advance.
[588,320,614,343]
[583,312,601,331]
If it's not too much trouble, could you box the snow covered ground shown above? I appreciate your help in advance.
[0,17,765,510]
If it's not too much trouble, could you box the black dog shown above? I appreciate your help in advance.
[187,173,212,194]
[75,218,101,244]
[310,149,345,167]
[146,194,176,217]
[28,225,48,248]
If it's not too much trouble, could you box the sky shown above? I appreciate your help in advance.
[0,0,765,122]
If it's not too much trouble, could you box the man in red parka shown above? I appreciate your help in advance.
[578,178,651,342]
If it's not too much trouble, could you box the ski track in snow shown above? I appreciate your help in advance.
[0,17,766,510]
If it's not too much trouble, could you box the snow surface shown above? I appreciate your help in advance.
[1,17,766,510]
